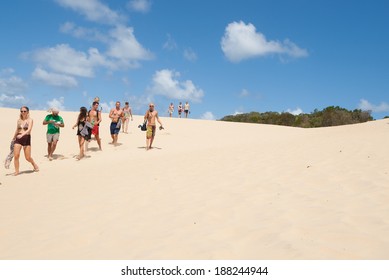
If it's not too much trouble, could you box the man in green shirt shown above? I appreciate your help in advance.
[43,108,64,160]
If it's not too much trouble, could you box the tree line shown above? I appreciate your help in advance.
[220,106,373,128]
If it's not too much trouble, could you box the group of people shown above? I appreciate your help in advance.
[168,101,190,118]
[6,98,163,175]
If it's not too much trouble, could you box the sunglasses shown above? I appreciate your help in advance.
[20,110,28,113]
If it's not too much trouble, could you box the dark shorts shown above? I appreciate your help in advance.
[15,134,31,146]
[110,122,120,135]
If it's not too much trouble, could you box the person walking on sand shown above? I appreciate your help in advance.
[168,102,174,118]
[42,108,64,161]
[144,103,163,150]
[72,107,92,160]
[184,101,190,118]
[177,102,183,118]
[11,106,39,175]
[122,101,133,133]
[88,101,102,150]
[109,101,124,145]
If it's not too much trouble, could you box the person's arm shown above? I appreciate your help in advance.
[72,117,78,129]
[25,118,34,134]
[129,108,133,120]
[12,121,20,140]
[156,112,163,128]
[42,115,52,125]
[109,109,114,120]
[97,111,102,125]
[17,118,34,139]
[144,110,149,122]
[56,117,65,128]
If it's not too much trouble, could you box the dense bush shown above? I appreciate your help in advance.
[220,106,373,128]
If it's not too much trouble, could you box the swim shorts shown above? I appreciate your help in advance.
[146,125,156,139]
[110,122,120,135]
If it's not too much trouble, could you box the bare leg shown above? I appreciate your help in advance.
[51,140,58,158]
[77,136,85,160]
[95,135,102,150]
[149,136,155,149]
[13,144,22,175]
[47,142,52,160]
[24,146,39,172]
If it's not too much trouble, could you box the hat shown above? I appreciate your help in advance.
[51,107,59,113]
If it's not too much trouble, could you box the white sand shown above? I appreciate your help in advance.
[0,107,388,259]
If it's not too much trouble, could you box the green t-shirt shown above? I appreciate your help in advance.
[45,114,64,134]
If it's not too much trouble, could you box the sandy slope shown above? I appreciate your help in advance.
[0,108,388,259]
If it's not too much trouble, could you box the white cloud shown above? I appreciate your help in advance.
[60,22,108,42]
[32,67,78,88]
[201,111,216,120]
[127,0,151,13]
[100,101,113,113]
[30,44,97,77]
[286,107,303,115]
[221,21,308,62]
[55,0,124,25]
[47,97,66,111]
[0,69,27,106]
[0,68,15,75]
[233,111,244,116]
[163,34,178,50]
[359,99,389,113]
[239,89,250,98]
[183,48,197,62]
[107,25,154,64]
[149,69,204,102]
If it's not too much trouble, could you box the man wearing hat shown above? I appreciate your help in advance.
[43,108,65,160]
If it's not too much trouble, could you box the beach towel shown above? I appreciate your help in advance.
[80,121,93,137]
[4,140,15,169]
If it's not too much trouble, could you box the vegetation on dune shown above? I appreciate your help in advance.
[220,106,373,128]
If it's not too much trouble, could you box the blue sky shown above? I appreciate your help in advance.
[1,0,388,120]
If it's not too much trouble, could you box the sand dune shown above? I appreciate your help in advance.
[0,107,388,259]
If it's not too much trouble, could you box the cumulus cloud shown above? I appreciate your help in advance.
[127,0,151,13]
[359,99,389,113]
[148,69,204,102]
[286,107,303,115]
[0,69,27,106]
[221,21,308,62]
[32,67,78,88]
[60,22,108,42]
[55,0,124,25]
[201,111,216,120]
[107,25,154,63]
[47,97,66,111]
[30,44,101,78]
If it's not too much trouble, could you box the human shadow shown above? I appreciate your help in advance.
[137,146,162,150]
[46,154,67,160]
[5,170,36,176]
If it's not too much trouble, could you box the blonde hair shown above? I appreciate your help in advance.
[19,106,30,120]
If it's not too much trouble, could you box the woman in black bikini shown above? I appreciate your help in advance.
[72,107,91,160]
[12,106,39,175]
